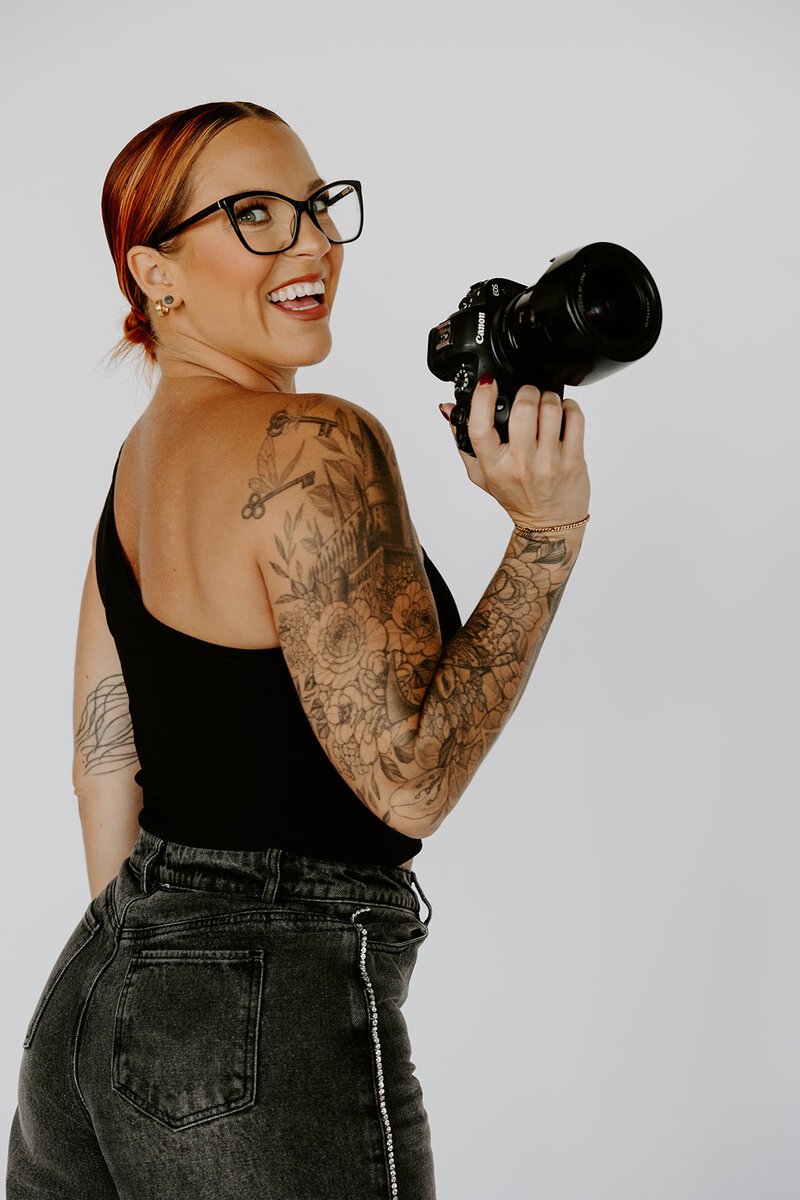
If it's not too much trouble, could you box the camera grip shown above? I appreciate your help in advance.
[451,376,564,456]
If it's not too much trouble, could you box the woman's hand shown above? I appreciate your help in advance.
[440,377,590,527]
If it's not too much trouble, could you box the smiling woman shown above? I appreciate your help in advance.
[7,99,589,1200]
[102,105,349,382]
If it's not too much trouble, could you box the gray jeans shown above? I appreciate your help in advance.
[7,827,436,1199]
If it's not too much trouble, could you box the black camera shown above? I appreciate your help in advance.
[427,241,663,455]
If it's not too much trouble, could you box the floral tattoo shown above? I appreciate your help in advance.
[247,397,579,835]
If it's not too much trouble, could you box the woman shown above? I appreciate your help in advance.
[6,101,590,1199]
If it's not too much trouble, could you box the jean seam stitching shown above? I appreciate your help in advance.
[71,889,151,1121]
[71,937,120,1124]
[22,924,99,1051]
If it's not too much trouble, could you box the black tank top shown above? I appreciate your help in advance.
[95,443,462,865]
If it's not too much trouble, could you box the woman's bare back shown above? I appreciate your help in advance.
[114,390,283,649]
[113,385,415,868]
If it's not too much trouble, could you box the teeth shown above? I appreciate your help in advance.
[267,279,325,303]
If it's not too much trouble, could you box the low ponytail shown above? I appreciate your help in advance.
[121,305,156,361]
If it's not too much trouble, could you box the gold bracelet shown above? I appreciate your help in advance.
[513,514,590,535]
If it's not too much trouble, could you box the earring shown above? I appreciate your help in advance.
[155,295,174,317]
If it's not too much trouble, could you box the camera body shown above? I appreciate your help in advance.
[427,242,662,455]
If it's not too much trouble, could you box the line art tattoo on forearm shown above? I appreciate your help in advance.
[75,673,139,775]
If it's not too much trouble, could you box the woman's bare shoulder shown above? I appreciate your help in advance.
[237,391,395,470]
[251,390,388,435]
[236,390,420,553]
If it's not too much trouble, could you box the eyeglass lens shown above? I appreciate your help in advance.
[231,184,361,252]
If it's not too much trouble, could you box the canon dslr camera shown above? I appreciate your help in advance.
[427,241,663,455]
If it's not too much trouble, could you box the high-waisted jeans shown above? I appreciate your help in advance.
[6,827,437,1199]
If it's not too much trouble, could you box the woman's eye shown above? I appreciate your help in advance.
[235,201,271,225]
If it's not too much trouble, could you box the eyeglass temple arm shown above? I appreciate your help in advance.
[154,200,223,245]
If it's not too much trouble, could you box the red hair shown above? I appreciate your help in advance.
[102,101,287,364]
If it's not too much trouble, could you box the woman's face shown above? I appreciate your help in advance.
[154,118,345,384]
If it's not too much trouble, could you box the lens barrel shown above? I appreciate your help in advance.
[495,242,662,388]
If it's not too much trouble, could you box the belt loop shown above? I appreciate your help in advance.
[409,871,433,927]
[140,835,164,894]
[260,847,282,903]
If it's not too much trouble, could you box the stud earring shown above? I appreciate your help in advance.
[155,295,174,317]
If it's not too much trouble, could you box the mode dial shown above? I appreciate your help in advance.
[453,365,476,397]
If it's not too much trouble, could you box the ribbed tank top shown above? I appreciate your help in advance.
[95,443,462,865]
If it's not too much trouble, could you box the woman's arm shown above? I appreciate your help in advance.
[73,521,143,899]
[249,382,589,840]
[394,520,585,835]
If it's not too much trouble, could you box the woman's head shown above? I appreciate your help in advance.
[102,101,347,385]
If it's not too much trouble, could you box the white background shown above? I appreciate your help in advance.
[2,1,798,1196]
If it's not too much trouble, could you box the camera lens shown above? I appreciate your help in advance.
[580,265,644,341]
[463,243,662,400]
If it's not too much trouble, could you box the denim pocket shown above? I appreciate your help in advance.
[111,948,264,1129]
[23,910,100,1050]
[352,904,429,954]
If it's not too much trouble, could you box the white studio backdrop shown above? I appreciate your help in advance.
[1,1,797,1196]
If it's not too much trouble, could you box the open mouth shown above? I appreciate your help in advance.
[267,280,325,311]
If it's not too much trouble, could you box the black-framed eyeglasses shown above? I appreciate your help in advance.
[151,179,364,255]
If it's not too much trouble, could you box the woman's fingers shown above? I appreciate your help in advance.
[506,385,541,450]
[560,396,586,460]
[468,378,502,463]
[533,389,565,447]
[444,384,579,452]
[441,379,588,516]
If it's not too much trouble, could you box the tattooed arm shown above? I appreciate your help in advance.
[72,521,142,898]
[249,390,587,840]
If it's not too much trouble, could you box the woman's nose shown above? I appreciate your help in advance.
[291,208,331,254]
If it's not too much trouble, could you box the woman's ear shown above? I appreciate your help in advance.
[127,245,177,302]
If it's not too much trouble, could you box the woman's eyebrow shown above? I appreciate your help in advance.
[307,177,327,192]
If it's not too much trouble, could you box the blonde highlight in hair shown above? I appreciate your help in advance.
[102,101,288,364]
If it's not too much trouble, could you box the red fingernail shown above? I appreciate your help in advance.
[438,403,450,420]
[478,373,494,385]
